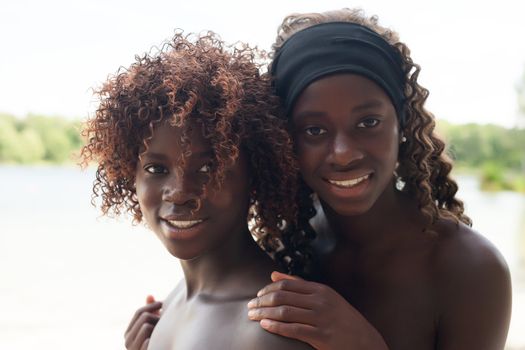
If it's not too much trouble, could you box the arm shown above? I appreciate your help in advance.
[435,232,512,350]
[247,272,388,350]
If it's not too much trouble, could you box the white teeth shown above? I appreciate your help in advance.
[328,174,370,188]
[166,219,203,229]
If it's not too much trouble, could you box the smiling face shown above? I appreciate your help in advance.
[135,121,251,260]
[291,74,401,216]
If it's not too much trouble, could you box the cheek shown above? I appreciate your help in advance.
[212,181,249,209]
[386,132,400,164]
[135,179,157,216]
[207,190,234,209]
[369,124,399,164]
[294,135,310,162]
[135,176,146,204]
[295,141,323,176]
[207,167,251,210]
[388,122,400,152]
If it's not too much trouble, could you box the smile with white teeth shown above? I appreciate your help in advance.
[166,219,203,229]
[328,174,370,188]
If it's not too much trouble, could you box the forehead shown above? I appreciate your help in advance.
[145,120,210,152]
[291,73,393,118]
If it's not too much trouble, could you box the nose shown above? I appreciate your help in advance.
[327,132,364,168]
[162,169,199,207]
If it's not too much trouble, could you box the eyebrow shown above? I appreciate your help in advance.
[294,99,386,120]
[140,152,167,160]
[351,99,385,113]
[141,150,213,160]
[190,150,214,159]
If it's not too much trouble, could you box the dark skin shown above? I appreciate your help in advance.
[125,121,312,350]
[247,74,512,350]
[125,295,161,350]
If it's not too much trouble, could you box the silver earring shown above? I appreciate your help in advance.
[401,136,407,143]
[394,163,405,191]
[395,176,406,191]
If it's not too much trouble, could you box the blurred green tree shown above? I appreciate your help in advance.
[0,114,22,162]
[517,67,525,128]
[25,114,80,162]
[0,113,82,164]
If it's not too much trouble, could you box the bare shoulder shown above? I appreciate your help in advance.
[234,316,313,350]
[163,280,185,310]
[430,219,512,349]
[431,219,510,281]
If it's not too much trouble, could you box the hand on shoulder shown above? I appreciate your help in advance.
[124,295,162,350]
[247,272,388,350]
[240,318,315,350]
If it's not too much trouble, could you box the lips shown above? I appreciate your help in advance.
[325,173,371,188]
[160,217,208,241]
[165,219,203,229]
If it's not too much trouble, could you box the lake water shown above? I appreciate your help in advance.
[1,166,524,349]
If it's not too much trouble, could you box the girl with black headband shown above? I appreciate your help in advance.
[246,8,511,350]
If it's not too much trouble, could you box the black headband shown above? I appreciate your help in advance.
[271,22,407,125]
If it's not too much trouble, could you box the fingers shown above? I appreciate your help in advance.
[136,322,155,346]
[257,277,321,297]
[125,311,160,349]
[259,319,320,348]
[125,310,160,340]
[126,321,156,350]
[248,288,319,327]
[248,305,316,325]
[270,271,302,282]
[124,296,162,350]
[146,295,156,304]
[125,301,162,333]
[140,338,150,350]
[248,290,314,310]
[146,295,161,316]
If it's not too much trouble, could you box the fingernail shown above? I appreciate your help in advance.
[256,290,263,297]
[260,319,271,328]
[247,309,256,319]
[247,299,256,308]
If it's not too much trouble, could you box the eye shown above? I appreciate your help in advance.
[144,164,168,174]
[357,117,380,128]
[304,126,327,136]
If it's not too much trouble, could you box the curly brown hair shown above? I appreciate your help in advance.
[270,8,472,234]
[80,31,311,274]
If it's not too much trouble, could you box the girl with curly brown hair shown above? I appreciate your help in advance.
[246,8,512,350]
[81,32,312,350]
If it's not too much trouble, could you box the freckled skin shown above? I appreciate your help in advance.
[287,74,511,349]
[135,122,312,350]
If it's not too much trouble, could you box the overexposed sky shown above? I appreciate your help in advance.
[1,0,524,127]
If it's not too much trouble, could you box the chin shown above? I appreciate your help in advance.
[165,245,203,261]
[324,198,375,217]
[157,236,204,261]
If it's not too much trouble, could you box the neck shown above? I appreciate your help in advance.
[321,182,423,251]
[179,226,272,299]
